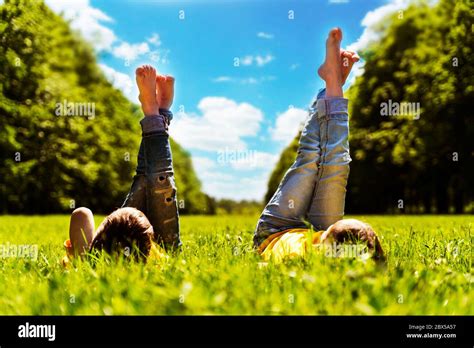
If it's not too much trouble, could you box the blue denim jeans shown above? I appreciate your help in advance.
[254,89,351,247]
[122,109,181,249]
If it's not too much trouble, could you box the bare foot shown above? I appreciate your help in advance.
[136,65,160,116]
[318,28,343,86]
[341,50,360,85]
[156,75,175,110]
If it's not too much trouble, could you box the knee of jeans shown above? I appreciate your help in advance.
[296,147,320,165]
[155,174,177,206]
[255,214,277,233]
[254,219,275,246]
[322,163,350,183]
[322,149,351,166]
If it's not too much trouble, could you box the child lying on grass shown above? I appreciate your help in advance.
[254,28,385,263]
[63,65,180,265]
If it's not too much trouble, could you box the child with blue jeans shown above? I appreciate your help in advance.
[63,66,180,263]
[254,28,384,262]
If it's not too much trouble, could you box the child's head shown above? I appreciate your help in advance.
[321,219,385,262]
[89,207,154,261]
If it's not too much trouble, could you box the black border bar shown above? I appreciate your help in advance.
[0,315,472,346]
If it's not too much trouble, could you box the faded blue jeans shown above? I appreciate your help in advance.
[122,109,181,249]
[254,89,351,247]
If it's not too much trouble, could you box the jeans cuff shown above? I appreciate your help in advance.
[317,88,326,99]
[316,97,348,118]
[159,108,173,124]
[140,115,168,134]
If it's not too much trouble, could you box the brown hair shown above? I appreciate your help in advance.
[89,207,154,262]
[322,219,386,262]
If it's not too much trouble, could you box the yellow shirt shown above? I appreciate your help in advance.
[259,229,324,263]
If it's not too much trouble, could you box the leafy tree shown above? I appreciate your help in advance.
[265,0,473,214]
[0,0,211,214]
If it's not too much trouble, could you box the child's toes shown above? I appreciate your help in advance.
[346,51,360,62]
[165,75,175,86]
[156,75,166,88]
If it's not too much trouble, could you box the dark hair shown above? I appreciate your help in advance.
[89,207,154,261]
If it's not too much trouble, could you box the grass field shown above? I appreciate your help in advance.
[0,215,472,315]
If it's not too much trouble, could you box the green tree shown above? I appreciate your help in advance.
[0,0,211,214]
[265,0,473,214]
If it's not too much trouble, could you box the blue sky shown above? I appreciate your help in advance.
[46,0,409,200]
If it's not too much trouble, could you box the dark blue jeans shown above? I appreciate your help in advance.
[122,110,181,249]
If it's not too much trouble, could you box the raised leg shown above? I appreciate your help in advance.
[307,27,357,230]
[306,91,351,230]
[254,27,359,248]
[130,65,181,249]
[253,94,323,247]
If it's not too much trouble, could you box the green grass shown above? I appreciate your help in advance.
[0,215,472,315]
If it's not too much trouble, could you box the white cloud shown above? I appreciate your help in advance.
[241,77,259,84]
[170,97,264,152]
[240,54,274,67]
[241,56,254,66]
[112,42,150,61]
[346,0,411,53]
[255,55,274,67]
[212,76,276,84]
[290,63,300,70]
[230,151,278,171]
[46,0,117,51]
[171,98,282,201]
[200,170,270,200]
[147,33,162,47]
[99,63,136,101]
[344,0,416,87]
[257,32,274,39]
[271,107,308,143]
[46,0,165,64]
[190,155,273,200]
[212,76,233,83]
[46,0,169,99]
[192,156,216,172]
